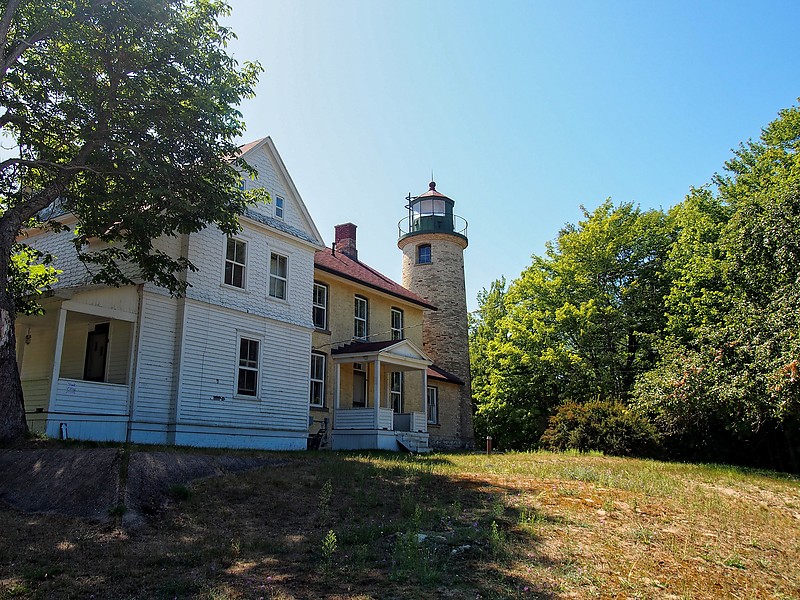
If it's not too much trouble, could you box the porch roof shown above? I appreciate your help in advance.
[427,364,465,385]
[331,339,432,371]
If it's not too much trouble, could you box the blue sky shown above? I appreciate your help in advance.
[221,0,799,311]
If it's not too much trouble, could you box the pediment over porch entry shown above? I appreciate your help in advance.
[330,339,431,370]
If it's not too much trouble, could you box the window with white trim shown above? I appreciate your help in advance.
[275,196,285,220]
[354,295,368,339]
[269,252,288,299]
[426,386,438,424]
[237,337,260,397]
[310,352,326,407]
[391,308,403,340]
[313,282,328,330]
[390,372,403,413]
[224,238,247,289]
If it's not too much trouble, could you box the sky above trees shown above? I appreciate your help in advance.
[222,1,799,311]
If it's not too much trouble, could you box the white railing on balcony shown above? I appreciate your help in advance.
[335,407,394,430]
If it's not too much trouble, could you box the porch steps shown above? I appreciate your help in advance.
[396,433,431,454]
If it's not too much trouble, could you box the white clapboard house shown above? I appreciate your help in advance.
[14,137,326,450]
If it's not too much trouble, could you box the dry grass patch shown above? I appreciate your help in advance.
[1,447,799,599]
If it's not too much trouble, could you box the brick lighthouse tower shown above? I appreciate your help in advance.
[398,182,474,448]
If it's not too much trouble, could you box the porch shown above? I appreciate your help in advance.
[328,339,432,452]
[15,288,138,441]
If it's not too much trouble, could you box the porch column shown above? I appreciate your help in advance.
[373,359,381,428]
[47,308,68,412]
[333,362,341,431]
[334,363,341,409]
[422,367,428,416]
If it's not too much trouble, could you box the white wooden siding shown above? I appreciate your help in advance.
[18,323,55,381]
[176,300,311,433]
[22,377,50,433]
[58,317,88,379]
[131,292,179,424]
[183,222,316,329]
[106,320,132,384]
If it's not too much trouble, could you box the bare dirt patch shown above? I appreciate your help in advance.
[0,444,284,523]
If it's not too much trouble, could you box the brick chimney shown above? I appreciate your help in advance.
[334,223,358,261]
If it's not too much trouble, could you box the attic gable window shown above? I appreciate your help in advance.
[275,196,285,220]
[224,238,247,289]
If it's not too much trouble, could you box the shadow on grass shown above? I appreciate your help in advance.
[0,448,565,599]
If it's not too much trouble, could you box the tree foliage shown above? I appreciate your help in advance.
[0,0,261,442]
[632,103,800,470]
[472,101,800,471]
[471,201,673,450]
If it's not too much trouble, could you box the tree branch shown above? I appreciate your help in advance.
[0,0,21,55]
[0,0,112,85]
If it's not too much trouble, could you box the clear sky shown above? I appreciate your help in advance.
[221,0,800,311]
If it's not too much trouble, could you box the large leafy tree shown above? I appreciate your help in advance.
[633,102,800,470]
[473,201,673,449]
[0,0,261,442]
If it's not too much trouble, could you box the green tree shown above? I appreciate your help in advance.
[0,0,261,442]
[469,278,505,441]
[474,201,673,449]
[633,102,800,470]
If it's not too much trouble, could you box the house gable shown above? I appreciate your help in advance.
[238,137,324,248]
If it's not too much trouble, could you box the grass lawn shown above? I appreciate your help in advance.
[1,448,799,599]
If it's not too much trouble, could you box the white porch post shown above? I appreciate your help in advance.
[373,359,381,428]
[47,308,68,413]
[333,362,341,431]
[422,367,428,416]
[334,363,341,409]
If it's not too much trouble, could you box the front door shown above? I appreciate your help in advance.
[352,365,367,407]
[84,323,109,382]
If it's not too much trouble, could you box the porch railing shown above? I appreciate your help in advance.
[335,407,394,430]
[393,411,428,433]
[53,378,129,415]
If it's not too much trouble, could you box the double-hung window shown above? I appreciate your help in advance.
[313,283,328,330]
[269,252,288,299]
[426,386,438,424]
[237,337,260,397]
[275,196,285,220]
[310,352,326,407]
[225,238,247,289]
[390,372,403,413]
[354,296,368,339]
[391,308,404,340]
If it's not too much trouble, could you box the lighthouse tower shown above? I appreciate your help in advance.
[398,182,474,448]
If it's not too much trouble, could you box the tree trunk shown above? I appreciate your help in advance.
[0,224,28,443]
[0,288,27,443]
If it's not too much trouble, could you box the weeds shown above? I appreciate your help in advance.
[318,478,333,523]
[321,529,337,570]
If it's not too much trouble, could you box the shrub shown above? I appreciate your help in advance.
[540,400,660,457]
